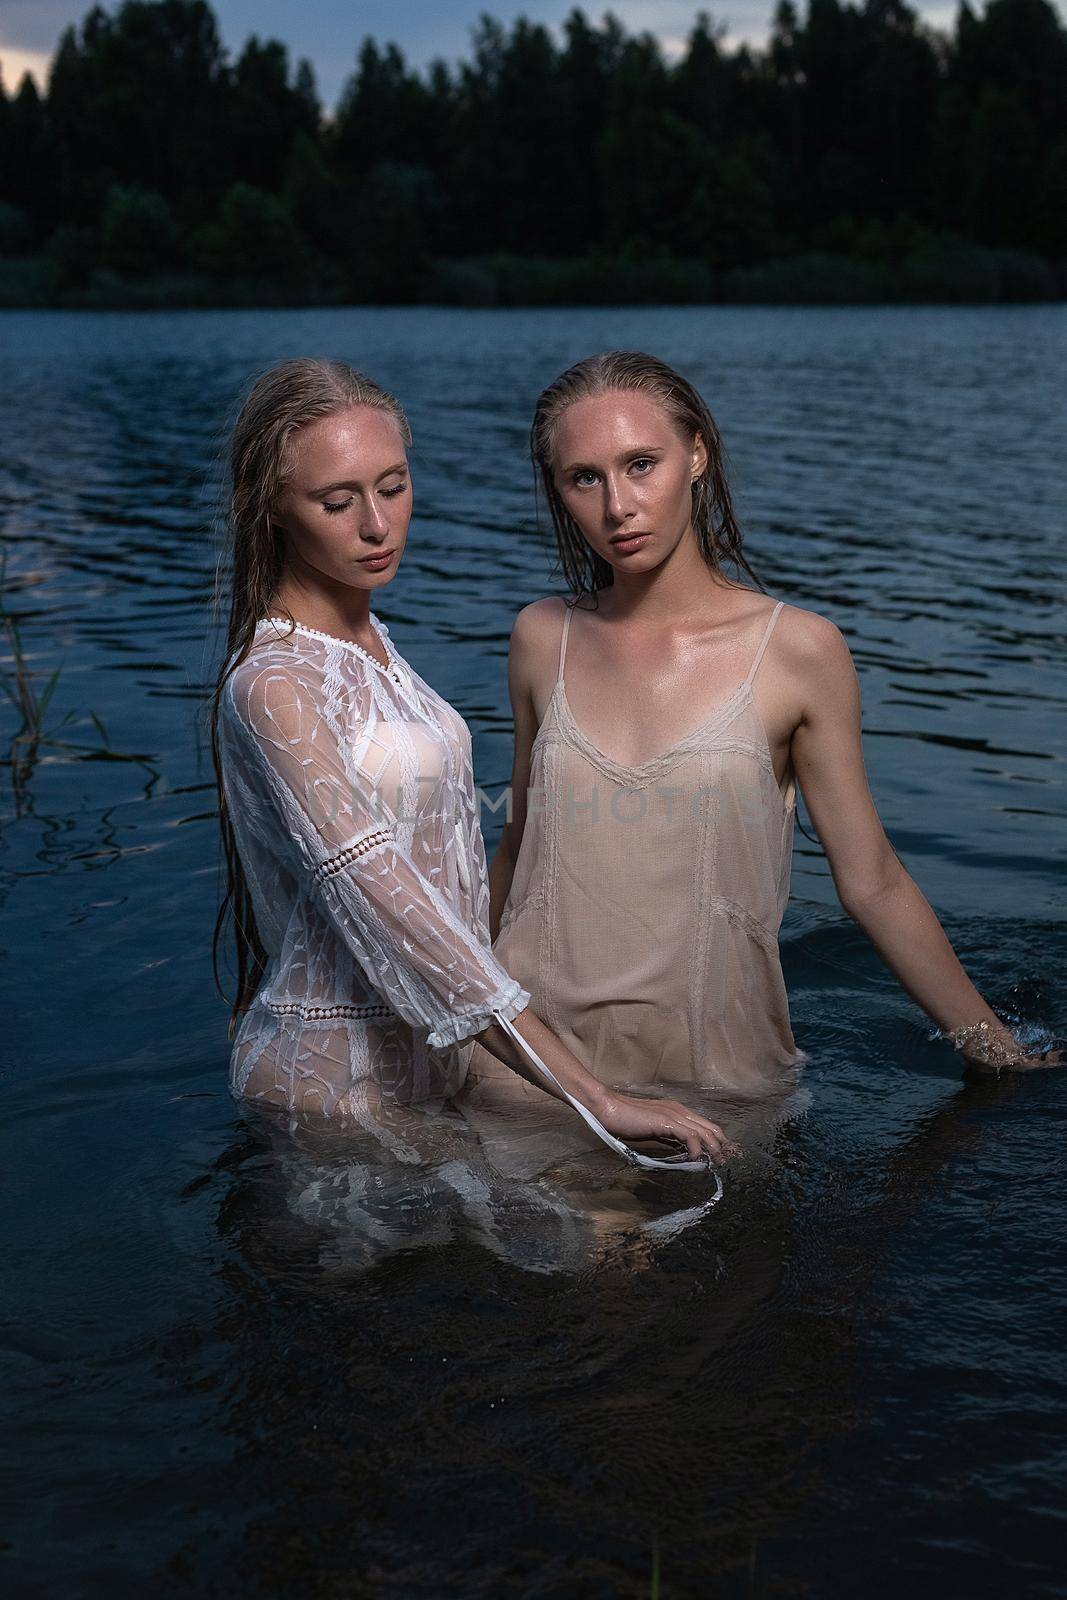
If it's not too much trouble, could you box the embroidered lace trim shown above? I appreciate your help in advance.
[312,828,393,884]
[265,999,395,1022]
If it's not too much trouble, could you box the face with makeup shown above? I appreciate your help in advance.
[550,390,708,574]
[272,404,411,590]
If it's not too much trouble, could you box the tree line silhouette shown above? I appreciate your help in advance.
[1,0,1064,306]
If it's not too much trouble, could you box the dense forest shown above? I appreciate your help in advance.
[1,0,1065,306]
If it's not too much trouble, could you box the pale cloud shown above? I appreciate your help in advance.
[916,2,961,32]
[3,0,1066,111]
[659,35,691,59]
[608,0,778,47]
[0,40,52,94]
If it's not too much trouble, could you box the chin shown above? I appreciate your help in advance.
[344,565,397,587]
[603,545,664,571]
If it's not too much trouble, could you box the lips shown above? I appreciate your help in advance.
[609,531,651,546]
[358,550,395,565]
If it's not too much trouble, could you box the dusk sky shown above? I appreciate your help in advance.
[0,0,1047,110]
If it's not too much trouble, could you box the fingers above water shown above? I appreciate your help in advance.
[662,1101,742,1162]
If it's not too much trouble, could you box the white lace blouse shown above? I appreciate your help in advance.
[217,613,532,1125]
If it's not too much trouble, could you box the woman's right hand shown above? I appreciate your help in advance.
[596,1088,741,1163]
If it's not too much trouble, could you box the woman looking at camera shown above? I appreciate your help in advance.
[209,357,734,1169]
[462,350,1059,1115]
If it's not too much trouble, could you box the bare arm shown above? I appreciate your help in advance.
[488,600,548,939]
[471,1005,740,1159]
[790,615,1059,1072]
[235,655,735,1158]
[487,843,517,943]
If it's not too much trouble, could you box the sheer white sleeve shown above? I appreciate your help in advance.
[230,661,529,1049]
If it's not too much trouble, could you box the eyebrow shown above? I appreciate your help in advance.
[308,463,408,495]
[560,445,664,475]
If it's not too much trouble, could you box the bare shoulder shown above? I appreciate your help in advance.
[506,595,571,720]
[775,600,854,668]
[509,594,569,673]
[511,594,568,647]
[773,600,859,718]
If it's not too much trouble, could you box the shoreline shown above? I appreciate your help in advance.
[2,244,1062,312]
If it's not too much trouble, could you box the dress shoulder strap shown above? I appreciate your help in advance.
[744,599,786,687]
[557,601,574,685]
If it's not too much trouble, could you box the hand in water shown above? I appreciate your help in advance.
[953,1020,1066,1074]
[965,1044,1065,1074]
[597,1090,741,1163]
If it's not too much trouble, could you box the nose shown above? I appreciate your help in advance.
[603,472,634,527]
[360,494,389,541]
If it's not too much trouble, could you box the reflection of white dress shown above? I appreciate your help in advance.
[236,1075,811,1279]
[217,614,530,1133]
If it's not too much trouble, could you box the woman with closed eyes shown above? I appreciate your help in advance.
[209,356,736,1176]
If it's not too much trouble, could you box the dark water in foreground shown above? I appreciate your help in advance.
[2,306,1065,1598]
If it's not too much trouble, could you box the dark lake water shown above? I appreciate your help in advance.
[2,305,1065,1598]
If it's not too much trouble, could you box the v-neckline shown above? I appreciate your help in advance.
[555,675,751,775]
[549,677,796,812]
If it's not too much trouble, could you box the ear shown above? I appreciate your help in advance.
[690,430,708,482]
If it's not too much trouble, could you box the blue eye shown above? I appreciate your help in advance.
[631,457,654,473]
[573,470,598,488]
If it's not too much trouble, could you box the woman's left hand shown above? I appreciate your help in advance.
[596,1089,742,1163]
[954,1019,1065,1073]
[965,1046,1065,1073]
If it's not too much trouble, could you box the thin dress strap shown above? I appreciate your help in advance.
[744,599,785,687]
[557,602,574,685]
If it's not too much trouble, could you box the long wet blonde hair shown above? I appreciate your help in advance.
[209,357,411,1036]
[530,350,764,602]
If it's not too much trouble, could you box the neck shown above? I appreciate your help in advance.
[269,567,375,641]
[597,529,746,625]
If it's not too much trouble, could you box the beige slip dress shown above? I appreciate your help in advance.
[463,595,806,1109]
